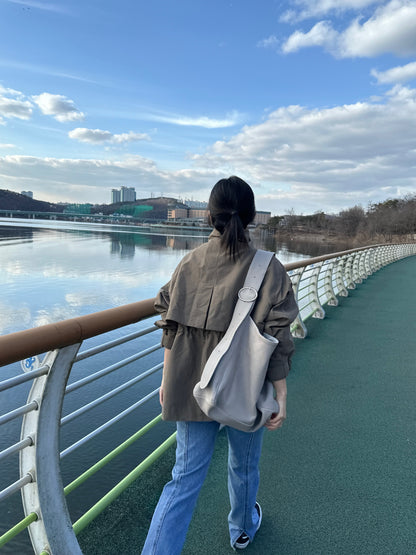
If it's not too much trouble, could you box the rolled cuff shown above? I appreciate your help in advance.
[266,356,291,381]
[161,328,177,349]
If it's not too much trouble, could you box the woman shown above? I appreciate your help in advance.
[142,176,298,553]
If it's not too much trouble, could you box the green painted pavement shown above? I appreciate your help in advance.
[79,255,416,555]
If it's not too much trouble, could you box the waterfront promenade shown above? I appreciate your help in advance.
[78,254,416,554]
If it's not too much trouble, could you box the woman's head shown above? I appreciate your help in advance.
[208,176,256,258]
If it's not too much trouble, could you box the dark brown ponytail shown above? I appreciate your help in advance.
[208,176,256,259]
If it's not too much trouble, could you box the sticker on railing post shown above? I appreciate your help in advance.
[21,356,40,373]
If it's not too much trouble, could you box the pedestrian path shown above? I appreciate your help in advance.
[78,255,416,555]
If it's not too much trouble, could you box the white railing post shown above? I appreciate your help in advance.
[334,257,348,297]
[351,252,363,285]
[20,344,82,555]
[289,268,308,338]
[323,259,338,307]
[357,250,368,281]
[309,263,325,319]
[343,253,356,290]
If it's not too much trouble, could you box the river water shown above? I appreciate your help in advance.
[0,218,338,553]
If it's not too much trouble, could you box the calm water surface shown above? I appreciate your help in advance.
[0,218,333,553]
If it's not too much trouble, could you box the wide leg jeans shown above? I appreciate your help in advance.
[141,421,264,555]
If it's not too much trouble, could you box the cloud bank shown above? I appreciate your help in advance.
[1,85,416,213]
[280,1,416,58]
[68,128,150,144]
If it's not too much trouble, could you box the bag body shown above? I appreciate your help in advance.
[193,250,280,432]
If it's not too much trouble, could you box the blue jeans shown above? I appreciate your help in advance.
[141,421,264,554]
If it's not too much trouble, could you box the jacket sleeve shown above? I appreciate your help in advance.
[263,270,299,381]
[154,261,181,350]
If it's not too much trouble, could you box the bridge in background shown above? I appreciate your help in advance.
[0,243,415,554]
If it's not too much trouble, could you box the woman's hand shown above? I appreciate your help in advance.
[265,378,287,431]
[159,348,170,408]
[159,383,164,407]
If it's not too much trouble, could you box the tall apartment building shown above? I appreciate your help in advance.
[121,186,136,202]
[111,189,121,204]
[111,187,136,204]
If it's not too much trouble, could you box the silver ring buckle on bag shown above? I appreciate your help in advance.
[238,286,258,302]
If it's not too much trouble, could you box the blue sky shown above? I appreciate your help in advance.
[0,0,416,214]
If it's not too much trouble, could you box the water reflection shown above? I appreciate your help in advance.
[0,224,34,243]
[0,221,317,336]
[109,232,209,259]
[256,229,352,259]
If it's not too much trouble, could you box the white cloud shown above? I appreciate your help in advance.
[68,128,150,144]
[0,93,33,120]
[280,0,383,22]
[257,35,279,49]
[33,93,84,122]
[282,21,338,53]
[371,61,416,83]
[340,0,416,57]
[148,111,242,128]
[282,0,416,58]
[0,143,16,149]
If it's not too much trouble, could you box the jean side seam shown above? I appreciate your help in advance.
[150,423,189,554]
[243,432,255,535]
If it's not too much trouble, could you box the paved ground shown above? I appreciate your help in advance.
[79,255,416,555]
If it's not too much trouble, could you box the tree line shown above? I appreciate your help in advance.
[266,195,416,241]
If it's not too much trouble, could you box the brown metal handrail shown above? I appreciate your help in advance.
[0,299,156,367]
[0,242,404,367]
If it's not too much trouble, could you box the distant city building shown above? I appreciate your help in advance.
[111,187,136,204]
[21,191,33,199]
[254,211,271,225]
[188,208,208,220]
[111,189,121,204]
[120,186,136,202]
[168,206,188,220]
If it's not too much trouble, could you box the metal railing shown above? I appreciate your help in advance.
[0,242,415,553]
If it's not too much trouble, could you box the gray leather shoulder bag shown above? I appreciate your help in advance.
[193,249,279,432]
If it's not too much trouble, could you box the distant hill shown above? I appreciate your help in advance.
[0,190,183,218]
[0,189,64,212]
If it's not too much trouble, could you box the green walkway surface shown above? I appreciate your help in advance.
[79,256,416,555]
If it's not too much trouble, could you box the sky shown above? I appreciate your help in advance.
[0,0,416,215]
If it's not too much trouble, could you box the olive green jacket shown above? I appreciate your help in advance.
[155,229,298,421]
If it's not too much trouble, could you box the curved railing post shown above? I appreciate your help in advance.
[343,253,356,290]
[289,267,308,338]
[334,257,348,298]
[309,263,325,319]
[21,344,83,555]
[357,250,368,281]
[323,259,338,307]
[367,248,377,274]
[351,252,363,285]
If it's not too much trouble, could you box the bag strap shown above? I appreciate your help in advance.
[199,249,274,388]
[227,249,274,331]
